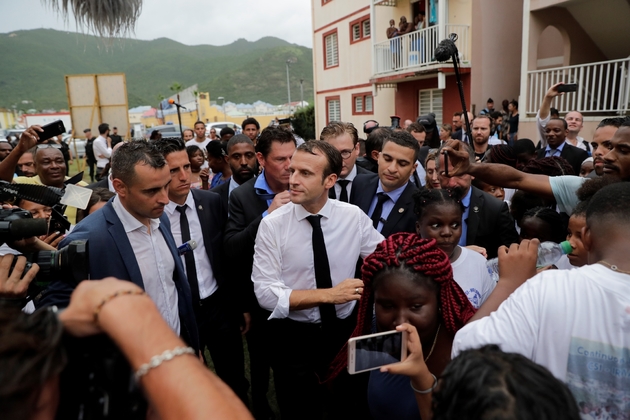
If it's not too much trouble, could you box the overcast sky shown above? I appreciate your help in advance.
[0,0,313,47]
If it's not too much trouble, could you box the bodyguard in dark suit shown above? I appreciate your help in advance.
[320,121,372,203]
[38,141,199,351]
[438,150,520,259]
[536,118,589,175]
[155,138,248,404]
[351,130,420,237]
[210,134,257,214]
[224,127,297,420]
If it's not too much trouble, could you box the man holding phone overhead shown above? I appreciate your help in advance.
[251,140,383,419]
[536,82,591,153]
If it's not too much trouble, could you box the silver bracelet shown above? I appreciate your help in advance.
[410,374,438,394]
[134,346,195,381]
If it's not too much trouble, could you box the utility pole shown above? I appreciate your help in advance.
[300,79,304,110]
[217,96,227,121]
[286,60,292,115]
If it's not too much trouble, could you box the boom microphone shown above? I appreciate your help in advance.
[434,33,459,62]
[168,99,188,110]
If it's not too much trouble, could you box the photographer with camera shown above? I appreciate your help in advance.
[0,276,252,420]
[0,125,88,226]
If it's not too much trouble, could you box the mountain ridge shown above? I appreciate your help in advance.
[0,28,313,110]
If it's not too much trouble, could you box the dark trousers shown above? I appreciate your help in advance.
[245,304,274,419]
[268,314,366,420]
[96,167,106,182]
[197,288,249,404]
[87,161,95,182]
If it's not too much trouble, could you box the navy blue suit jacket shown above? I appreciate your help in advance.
[352,173,419,237]
[38,199,200,351]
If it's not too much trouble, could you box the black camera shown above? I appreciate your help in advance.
[23,240,89,300]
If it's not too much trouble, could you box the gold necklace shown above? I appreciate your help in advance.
[424,324,441,362]
[598,261,630,275]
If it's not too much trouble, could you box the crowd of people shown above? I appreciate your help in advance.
[1,80,629,420]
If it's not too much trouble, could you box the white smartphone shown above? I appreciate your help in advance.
[347,330,408,375]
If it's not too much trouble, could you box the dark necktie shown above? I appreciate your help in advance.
[337,180,350,202]
[176,205,201,306]
[306,215,338,325]
[371,192,389,230]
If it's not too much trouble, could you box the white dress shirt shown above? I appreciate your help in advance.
[164,191,218,299]
[332,164,358,199]
[93,135,112,168]
[252,199,385,323]
[112,196,180,334]
[228,176,240,197]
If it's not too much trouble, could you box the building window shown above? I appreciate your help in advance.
[419,89,443,124]
[352,24,361,41]
[323,30,339,69]
[352,92,374,115]
[326,96,341,123]
[349,15,370,44]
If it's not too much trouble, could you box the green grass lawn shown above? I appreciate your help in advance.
[66,159,93,183]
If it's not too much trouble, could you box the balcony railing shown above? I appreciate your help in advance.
[527,58,630,114]
[373,24,469,77]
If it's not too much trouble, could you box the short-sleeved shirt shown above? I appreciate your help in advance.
[548,175,587,214]
[451,246,495,309]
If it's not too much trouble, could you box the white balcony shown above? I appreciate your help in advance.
[372,24,470,79]
[527,58,630,115]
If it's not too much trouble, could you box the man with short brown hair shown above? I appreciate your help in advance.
[320,121,371,202]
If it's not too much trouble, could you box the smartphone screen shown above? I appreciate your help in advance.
[348,330,405,374]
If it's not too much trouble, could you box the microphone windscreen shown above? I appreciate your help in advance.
[9,218,48,239]
[434,39,456,62]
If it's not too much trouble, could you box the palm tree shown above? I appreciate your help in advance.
[193,90,200,120]
[43,0,142,39]
[170,83,183,107]
[157,94,165,125]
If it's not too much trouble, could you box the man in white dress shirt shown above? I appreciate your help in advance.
[252,140,384,419]
[93,123,112,181]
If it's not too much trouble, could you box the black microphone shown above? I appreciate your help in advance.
[168,99,188,110]
[0,218,49,240]
[434,33,459,62]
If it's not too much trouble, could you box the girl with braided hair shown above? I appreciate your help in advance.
[520,206,573,270]
[414,189,496,308]
[327,233,476,419]
[519,206,568,244]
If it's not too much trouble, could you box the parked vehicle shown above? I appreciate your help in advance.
[144,124,189,139]
[63,135,86,158]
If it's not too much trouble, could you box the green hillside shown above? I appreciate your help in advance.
[0,29,314,110]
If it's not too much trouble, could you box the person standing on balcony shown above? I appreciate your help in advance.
[387,19,400,69]
[412,12,426,63]
[398,16,413,35]
[536,83,591,153]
